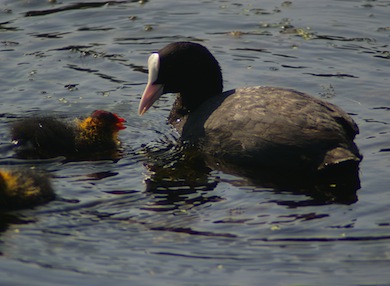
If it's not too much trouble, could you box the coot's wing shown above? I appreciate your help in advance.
[182,86,359,168]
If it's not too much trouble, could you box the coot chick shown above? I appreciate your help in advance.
[11,110,126,159]
[0,168,55,210]
[138,42,362,173]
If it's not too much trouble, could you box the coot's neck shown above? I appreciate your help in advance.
[167,86,221,127]
[168,96,188,126]
[167,77,223,125]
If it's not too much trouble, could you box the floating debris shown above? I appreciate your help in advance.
[144,25,153,31]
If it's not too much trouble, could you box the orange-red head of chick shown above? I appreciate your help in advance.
[90,110,126,131]
[76,110,126,152]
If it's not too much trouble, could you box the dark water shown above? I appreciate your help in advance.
[1,0,389,285]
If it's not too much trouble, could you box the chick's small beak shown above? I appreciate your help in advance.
[115,115,126,130]
[116,123,126,130]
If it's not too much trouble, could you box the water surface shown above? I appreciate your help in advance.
[0,0,389,285]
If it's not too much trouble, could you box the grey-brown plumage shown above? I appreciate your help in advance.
[175,86,360,171]
[139,42,362,174]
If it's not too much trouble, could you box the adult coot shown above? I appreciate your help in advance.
[138,42,361,174]
[11,110,126,159]
[0,168,55,210]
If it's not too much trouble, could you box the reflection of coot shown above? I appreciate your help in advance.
[11,110,126,159]
[0,168,55,210]
[138,42,362,176]
[141,140,220,212]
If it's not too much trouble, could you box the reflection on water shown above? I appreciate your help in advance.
[0,0,389,284]
[145,143,360,207]
[24,1,129,17]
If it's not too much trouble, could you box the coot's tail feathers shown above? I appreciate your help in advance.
[319,146,362,172]
[314,147,362,202]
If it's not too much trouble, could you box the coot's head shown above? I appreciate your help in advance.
[139,42,223,115]
[90,110,126,131]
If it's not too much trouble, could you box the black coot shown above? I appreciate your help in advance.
[138,42,361,174]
